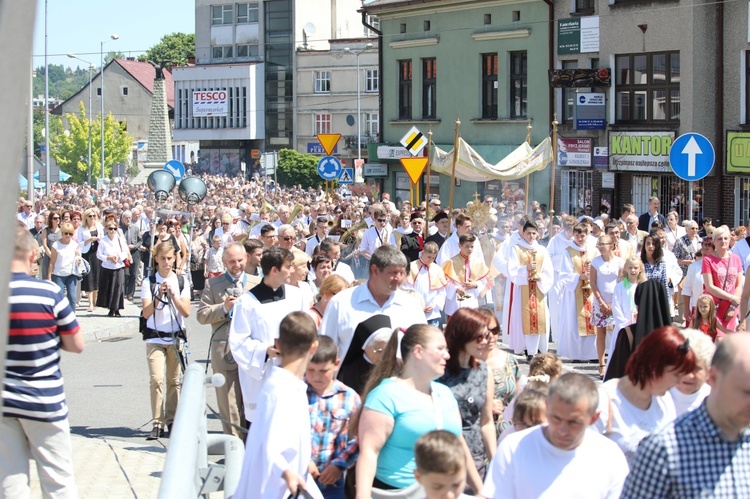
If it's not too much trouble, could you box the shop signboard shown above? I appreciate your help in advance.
[557,137,592,167]
[608,131,674,172]
[557,17,599,54]
[727,131,750,174]
[364,163,388,178]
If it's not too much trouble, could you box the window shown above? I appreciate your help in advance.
[366,69,379,92]
[211,4,233,25]
[424,20,431,31]
[314,71,331,93]
[422,58,437,119]
[481,53,498,119]
[122,86,129,96]
[561,60,577,124]
[398,60,412,119]
[400,23,407,34]
[314,113,331,134]
[237,44,260,58]
[236,3,259,23]
[484,13,492,25]
[512,11,520,22]
[575,0,594,13]
[510,51,527,118]
[615,51,680,123]
[364,15,380,37]
[365,112,379,137]
[560,170,593,216]
[212,46,233,59]
[97,87,101,96]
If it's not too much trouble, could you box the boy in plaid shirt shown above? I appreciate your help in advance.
[305,336,361,499]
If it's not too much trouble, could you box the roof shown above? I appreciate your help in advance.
[51,59,174,115]
[363,0,438,11]
[115,59,174,109]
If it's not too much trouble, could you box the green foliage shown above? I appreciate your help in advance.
[104,51,125,64]
[33,64,92,101]
[49,102,134,183]
[276,149,325,189]
[142,33,196,67]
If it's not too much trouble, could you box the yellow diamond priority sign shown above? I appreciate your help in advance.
[400,126,428,156]
[316,134,342,156]
[400,157,429,184]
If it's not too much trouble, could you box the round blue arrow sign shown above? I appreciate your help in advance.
[164,160,185,180]
[317,156,342,181]
[669,133,715,182]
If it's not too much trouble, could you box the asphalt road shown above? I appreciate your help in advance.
[62,309,224,447]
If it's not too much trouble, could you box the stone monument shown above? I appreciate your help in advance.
[132,62,172,184]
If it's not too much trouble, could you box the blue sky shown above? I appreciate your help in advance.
[33,0,195,70]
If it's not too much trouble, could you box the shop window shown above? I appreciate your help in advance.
[560,170,593,216]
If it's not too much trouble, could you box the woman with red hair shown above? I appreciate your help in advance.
[594,326,696,464]
[437,308,496,479]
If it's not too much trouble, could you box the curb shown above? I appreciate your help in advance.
[76,300,142,343]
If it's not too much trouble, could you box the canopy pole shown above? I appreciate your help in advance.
[424,128,432,239]
[525,119,532,213]
[448,117,461,212]
[550,113,559,217]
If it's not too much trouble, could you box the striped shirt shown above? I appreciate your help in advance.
[3,272,80,422]
[307,379,361,470]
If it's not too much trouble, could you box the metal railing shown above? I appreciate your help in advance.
[158,363,244,498]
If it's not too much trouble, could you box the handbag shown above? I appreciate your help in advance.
[118,235,133,268]
[73,257,90,278]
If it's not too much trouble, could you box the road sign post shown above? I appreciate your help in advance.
[399,127,430,206]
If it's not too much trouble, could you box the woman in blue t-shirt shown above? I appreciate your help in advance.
[355,324,483,497]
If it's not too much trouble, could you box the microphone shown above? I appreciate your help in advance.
[231,287,243,298]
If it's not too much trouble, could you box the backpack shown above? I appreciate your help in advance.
[138,274,185,335]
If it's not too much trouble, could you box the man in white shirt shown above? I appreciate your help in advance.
[17,201,36,229]
[319,238,355,283]
[437,213,485,266]
[305,216,330,257]
[321,245,426,393]
[359,206,392,262]
[272,204,291,228]
[482,373,629,499]
[228,247,307,424]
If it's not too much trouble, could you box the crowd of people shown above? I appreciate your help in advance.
[5,174,750,498]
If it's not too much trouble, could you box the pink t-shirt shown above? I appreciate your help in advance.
[702,253,742,328]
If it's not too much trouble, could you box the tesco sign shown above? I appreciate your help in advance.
[192,90,228,117]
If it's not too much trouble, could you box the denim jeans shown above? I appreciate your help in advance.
[52,274,78,309]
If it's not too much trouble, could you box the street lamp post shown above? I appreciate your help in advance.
[344,43,373,170]
[100,34,119,182]
[67,54,94,185]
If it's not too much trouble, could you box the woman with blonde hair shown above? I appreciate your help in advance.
[702,225,744,331]
[356,324,483,497]
[48,222,83,307]
[607,256,647,376]
[308,274,348,329]
[77,208,103,312]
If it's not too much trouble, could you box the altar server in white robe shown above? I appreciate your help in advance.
[234,312,323,499]
[545,216,575,343]
[404,241,448,326]
[442,233,490,317]
[506,220,554,358]
[229,247,307,423]
[557,222,599,361]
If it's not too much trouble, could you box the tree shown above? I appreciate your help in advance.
[49,102,133,183]
[276,149,325,189]
[104,51,125,64]
[140,33,195,67]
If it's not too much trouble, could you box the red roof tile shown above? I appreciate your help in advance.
[114,59,174,109]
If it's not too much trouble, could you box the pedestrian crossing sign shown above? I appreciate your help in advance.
[400,126,428,156]
[338,168,354,184]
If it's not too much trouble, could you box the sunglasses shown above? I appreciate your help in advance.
[87,215,96,218]
[52,216,60,220]
[282,236,295,241]
[107,227,117,231]
[63,232,74,236]
[474,331,491,343]
[488,326,500,335]
[376,218,387,223]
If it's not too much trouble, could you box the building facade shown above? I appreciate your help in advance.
[363,0,552,208]
[295,38,380,174]
[552,0,749,226]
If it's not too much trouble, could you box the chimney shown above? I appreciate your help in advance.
[127,57,136,61]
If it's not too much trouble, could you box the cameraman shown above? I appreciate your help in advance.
[197,242,256,440]
[141,241,191,440]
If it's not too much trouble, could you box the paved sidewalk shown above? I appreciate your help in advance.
[73,295,142,343]
[30,435,166,498]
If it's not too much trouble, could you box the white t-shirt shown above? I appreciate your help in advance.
[51,240,79,276]
[594,379,676,465]
[668,383,710,417]
[141,272,190,345]
[483,426,628,499]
